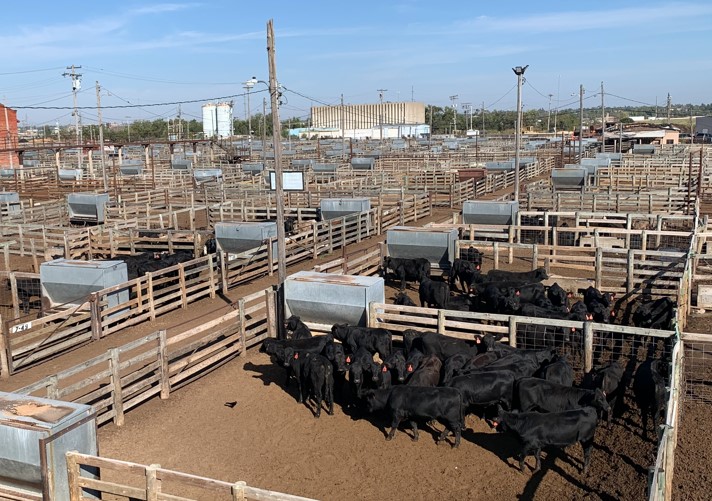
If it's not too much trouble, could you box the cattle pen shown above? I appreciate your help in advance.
[0,138,709,500]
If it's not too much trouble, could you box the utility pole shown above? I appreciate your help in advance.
[244,78,256,157]
[547,94,553,133]
[481,101,485,134]
[262,97,267,162]
[578,84,585,160]
[63,64,83,169]
[462,103,473,131]
[666,93,671,122]
[512,65,528,203]
[428,105,433,147]
[340,94,346,160]
[267,19,287,325]
[600,82,605,151]
[377,89,387,144]
[449,95,458,134]
[96,81,107,190]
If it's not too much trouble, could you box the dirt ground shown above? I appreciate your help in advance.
[0,199,693,500]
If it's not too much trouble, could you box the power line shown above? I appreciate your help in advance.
[0,66,65,76]
[83,66,242,86]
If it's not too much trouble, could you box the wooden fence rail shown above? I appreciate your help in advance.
[65,451,317,501]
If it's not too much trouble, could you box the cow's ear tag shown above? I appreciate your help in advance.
[346,356,351,363]
[382,366,388,373]
[294,353,299,359]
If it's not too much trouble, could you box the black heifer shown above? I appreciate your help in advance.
[538,354,574,387]
[591,360,625,425]
[486,267,548,283]
[331,324,392,358]
[547,282,570,309]
[449,258,480,293]
[383,350,407,384]
[364,386,464,447]
[516,377,610,415]
[459,246,483,268]
[285,315,312,339]
[633,358,667,439]
[496,406,599,473]
[382,256,431,290]
[406,354,442,387]
[448,370,515,413]
[632,297,675,330]
[393,292,417,307]
[348,347,380,397]
[418,277,449,309]
[419,332,480,361]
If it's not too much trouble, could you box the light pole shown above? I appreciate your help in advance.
[462,103,473,132]
[578,84,584,160]
[449,95,458,134]
[547,93,553,133]
[125,117,131,142]
[512,65,528,203]
[244,77,257,157]
[377,89,387,144]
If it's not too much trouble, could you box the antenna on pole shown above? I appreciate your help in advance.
[377,89,388,143]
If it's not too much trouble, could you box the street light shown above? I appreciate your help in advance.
[512,65,528,203]
[244,77,257,157]
[449,95,458,134]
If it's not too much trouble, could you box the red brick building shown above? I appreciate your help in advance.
[0,104,19,167]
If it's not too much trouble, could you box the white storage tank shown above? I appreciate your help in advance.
[202,102,233,138]
[319,198,371,220]
[40,259,128,310]
[284,271,385,326]
[0,391,98,501]
[386,226,458,271]
[67,193,110,224]
[462,200,519,225]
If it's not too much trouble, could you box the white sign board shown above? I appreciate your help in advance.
[269,171,305,191]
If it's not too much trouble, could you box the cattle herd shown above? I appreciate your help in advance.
[261,259,667,472]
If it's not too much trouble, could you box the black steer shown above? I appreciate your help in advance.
[364,386,464,447]
[405,354,442,387]
[591,360,625,426]
[449,258,480,293]
[382,256,431,290]
[633,358,667,439]
[496,406,599,473]
[486,267,548,283]
[331,324,392,358]
[448,370,515,413]
[383,349,407,383]
[632,297,675,330]
[538,354,574,387]
[516,377,610,415]
[285,315,312,339]
[418,276,450,309]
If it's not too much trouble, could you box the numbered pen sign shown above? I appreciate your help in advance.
[269,171,305,191]
[11,322,32,334]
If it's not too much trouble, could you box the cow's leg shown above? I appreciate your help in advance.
[312,380,322,418]
[386,416,402,441]
[517,452,527,472]
[409,420,419,441]
[581,439,594,474]
[296,375,303,404]
[533,448,542,472]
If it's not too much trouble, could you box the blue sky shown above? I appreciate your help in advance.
[1,1,711,126]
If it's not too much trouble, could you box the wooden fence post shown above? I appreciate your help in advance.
[207,255,216,299]
[531,245,538,271]
[179,264,188,309]
[220,251,228,293]
[594,247,603,290]
[0,315,10,379]
[238,299,247,355]
[437,310,446,334]
[109,348,125,426]
[508,318,517,348]
[158,330,170,400]
[146,464,161,501]
[493,242,500,270]
[232,481,247,501]
[48,375,59,399]
[627,249,635,294]
[90,294,102,340]
[265,289,277,338]
[368,302,377,328]
[66,451,82,501]
[9,273,19,319]
[312,221,319,259]
[147,274,156,321]
[584,322,594,374]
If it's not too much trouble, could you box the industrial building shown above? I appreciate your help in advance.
[202,102,234,138]
[303,101,429,139]
[0,104,19,168]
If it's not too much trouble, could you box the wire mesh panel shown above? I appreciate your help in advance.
[684,335,712,404]
[518,214,546,244]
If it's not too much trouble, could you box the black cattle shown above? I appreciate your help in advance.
[538,354,574,387]
[203,236,217,255]
[376,363,392,390]
[460,246,483,268]
[547,282,570,309]
[449,258,480,293]
[404,349,425,379]
[477,284,520,314]
[516,377,610,415]
[393,292,417,307]
[282,333,333,354]
[442,353,478,385]
[591,360,625,425]
[349,347,380,397]
[285,315,312,340]
[7,277,42,315]
[418,277,449,309]
[364,386,464,447]
[511,282,547,306]
[477,355,540,380]
[486,267,548,283]
[403,329,427,356]
[382,256,431,290]
[459,351,500,373]
[495,406,599,473]
[383,349,407,383]
[583,286,616,322]
[419,332,479,361]
[633,358,667,439]
[449,370,516,413]
[406,354,442,386]
[260,338,289,384]
[331,324,392,358]
[632,297,675,330]
[303,354,335,417]
[282,348,314,403]
[324,342,349,399]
